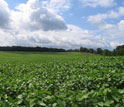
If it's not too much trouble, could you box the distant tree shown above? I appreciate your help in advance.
[80,47,89,52]
[113,45,124,56]
[113,49,118,56]
[80,47,83,52]
[103,49,112,56]
[116,45,124,50]
[0,46,66,52]
[97,48,102,55]
[89,48,95,53]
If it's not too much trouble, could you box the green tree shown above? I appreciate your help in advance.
[97,48,103,55]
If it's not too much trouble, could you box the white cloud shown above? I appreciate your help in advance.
[87,6,124,40]
[88,15,123,37]
[88,14,107,27]
[88,6,124,37]
[1,25,109,49]
[110,42,122,49]
[118,7,124,16]
[42,0,71,13]
[11,0,67,31]
[118,20,124,31]
[80,0,116,8]
[0,0,10,29]
[88,6,124,26]
[0,29,16,46]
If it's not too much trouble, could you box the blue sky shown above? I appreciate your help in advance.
[6,0,27,9]
[0,0,124,49]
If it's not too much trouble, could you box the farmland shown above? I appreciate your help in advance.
[0,52,124,107]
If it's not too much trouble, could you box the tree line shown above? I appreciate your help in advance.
[0,46,66,52]
[0,45,124,56]
[79,45,124,56]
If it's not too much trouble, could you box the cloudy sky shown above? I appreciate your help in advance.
[0,0,124,49]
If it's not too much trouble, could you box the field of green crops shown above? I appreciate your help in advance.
[0,52,124,107]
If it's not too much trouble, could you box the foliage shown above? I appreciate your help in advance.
[0,52,124,106]
[0,46,65,52]
[0,45,124,56]
[80,45,124,56]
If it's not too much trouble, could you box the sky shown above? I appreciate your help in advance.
[0,0,124,50]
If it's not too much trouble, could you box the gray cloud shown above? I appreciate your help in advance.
[0,0,10,29]
[29,8,67,31]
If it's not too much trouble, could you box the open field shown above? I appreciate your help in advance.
[0,52,124,106]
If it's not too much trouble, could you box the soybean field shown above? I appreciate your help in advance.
[0,52,124,107]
